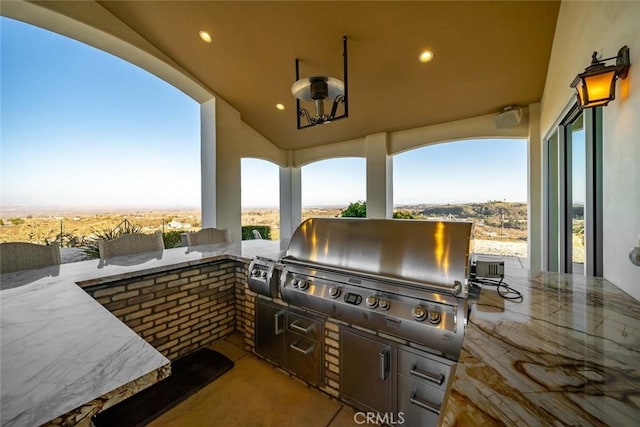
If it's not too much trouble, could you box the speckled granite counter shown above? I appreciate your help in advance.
[0,240,287,427]
[444,268,640,426]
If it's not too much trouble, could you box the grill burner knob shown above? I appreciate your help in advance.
[365,296,379,308]
[260,271,267,278]
[378,299,390,311]
[251,269,260,277]
[428,310,442,324]
[298,280,309,290]
[329,287,341,298]
[292,279,299,288]
[411,306,428,321]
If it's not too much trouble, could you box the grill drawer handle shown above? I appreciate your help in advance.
[410,365,444,386]
[290,319,313,334]
[289,340,314,356]
[274,311,285,335]
[379,349,389,381]
[409,391,441,415]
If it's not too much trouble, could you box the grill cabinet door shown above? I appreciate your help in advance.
[255,298,286,365]
[340,327,393,414]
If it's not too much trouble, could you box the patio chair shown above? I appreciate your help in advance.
[98,232,165,259]
[184,227,231,247]
[0,242,61,274]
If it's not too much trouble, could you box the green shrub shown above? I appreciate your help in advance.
[339,201,367,217]
[393,210,415,219]
[9,217,25,225]
[163,231,183,249]
[241,225,271,240]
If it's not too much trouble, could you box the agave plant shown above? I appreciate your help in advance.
[81,219,143,259]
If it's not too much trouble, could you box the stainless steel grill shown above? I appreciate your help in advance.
[278,218,473,361]
[249,218,474,425]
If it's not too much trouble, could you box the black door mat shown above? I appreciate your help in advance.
[93,348,234,427]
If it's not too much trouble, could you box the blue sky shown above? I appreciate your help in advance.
[2,17,527,210]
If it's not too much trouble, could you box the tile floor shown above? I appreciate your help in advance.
[148,333,360,427]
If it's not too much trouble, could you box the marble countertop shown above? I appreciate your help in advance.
[0,239,287,426]
[444,267,640,425]
[3,238,638,426]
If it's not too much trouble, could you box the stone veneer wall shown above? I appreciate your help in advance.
[323,320,341,397]
[86,258,343,401]
[234,260,256,352]
[84,260,236,360]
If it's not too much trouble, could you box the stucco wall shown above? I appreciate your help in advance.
[541,1,640,300]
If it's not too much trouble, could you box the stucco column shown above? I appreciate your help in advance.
[366,132,393,218]
[279,160,302,239]
[528,103,542,272]
[200,97,243,242]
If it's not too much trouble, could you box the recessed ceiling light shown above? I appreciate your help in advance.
[276,103,285,111]
[419,50,434,63]
[199,31,212,43]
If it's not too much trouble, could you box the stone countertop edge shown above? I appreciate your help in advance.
[0,240,283,427]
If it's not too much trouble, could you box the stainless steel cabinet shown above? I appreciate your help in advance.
[340,327,394,414]
[285,311,323,384]
[255,298,324,386]
[255,298,286,365]
[397,348,453,426]
[340,327,455,427]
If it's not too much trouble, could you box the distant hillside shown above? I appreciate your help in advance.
[421,201,525,217]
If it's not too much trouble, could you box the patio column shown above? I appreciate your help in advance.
[528,102,542,272]
[200,97,242,242]
[366,132,393,218]
[279,160,302,240]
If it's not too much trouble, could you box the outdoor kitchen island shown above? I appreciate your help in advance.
[1,239,639,426]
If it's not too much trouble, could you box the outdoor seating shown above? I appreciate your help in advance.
[184,228,231,247]
[0,242,61,274]
[98,232,164,259]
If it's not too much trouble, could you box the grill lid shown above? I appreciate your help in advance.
[284,218,473,295]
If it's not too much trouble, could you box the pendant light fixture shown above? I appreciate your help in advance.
[291,36,349,129]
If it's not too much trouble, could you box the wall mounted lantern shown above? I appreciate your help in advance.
[291,36,348,129]
[571,46,631,108]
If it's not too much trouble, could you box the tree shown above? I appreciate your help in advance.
[339,201,367,218]
[393,210,415,219]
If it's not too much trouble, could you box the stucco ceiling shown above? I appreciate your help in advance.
[51,1,561,150]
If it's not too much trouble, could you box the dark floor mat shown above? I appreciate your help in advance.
[93,348,234,427]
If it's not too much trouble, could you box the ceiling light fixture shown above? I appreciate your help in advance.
[419,50,434,63]
[291,35,348,129]
[570,46,630,108]
[199,31,212,43]
[276,103,285,111]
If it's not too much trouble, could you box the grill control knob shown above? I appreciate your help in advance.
[260,271,267,278]
[365,296,379,308]
[298,280,309,290]
[251,268,260,277]
[329,287,341,299]
[428,310,442,325]
[292,279,299,288]
[411,306,428,321]
[378,299,390,311]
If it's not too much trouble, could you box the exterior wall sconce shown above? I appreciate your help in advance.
[291,36,348,129]
[571,46,631,108]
